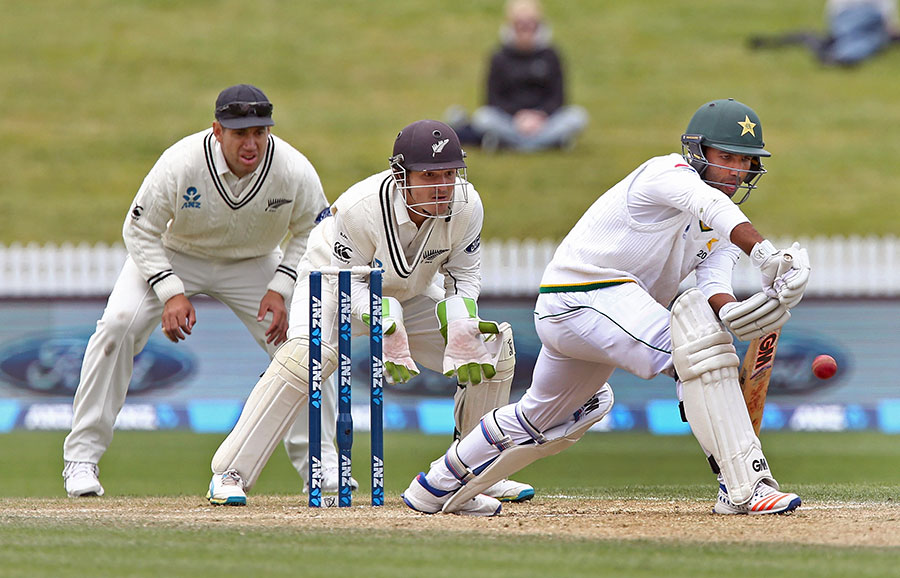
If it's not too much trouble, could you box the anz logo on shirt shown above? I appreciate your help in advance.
[181,187,201,209]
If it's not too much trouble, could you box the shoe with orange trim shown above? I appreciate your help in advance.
[713,476,801,515]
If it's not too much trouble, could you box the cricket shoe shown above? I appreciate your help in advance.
[713,477,801,515]
[63,461,104,498]
[207,469,247,506]
[402,473,501,517]
[482,478,535,503]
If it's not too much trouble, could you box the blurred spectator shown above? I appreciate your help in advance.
[749,0,900,66]
[447,0,588,152]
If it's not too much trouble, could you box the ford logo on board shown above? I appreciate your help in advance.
[0,329,195,396]
[735,331,849,396]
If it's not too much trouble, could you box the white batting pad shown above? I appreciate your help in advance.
[444,384,613,513]
[671,288,772,504]
[454,322,516,437]
[211,337,337,490]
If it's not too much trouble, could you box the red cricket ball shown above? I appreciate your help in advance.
[812,354,838,380]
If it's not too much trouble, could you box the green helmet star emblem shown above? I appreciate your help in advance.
[684,98,770,156]
[680,98,770,204]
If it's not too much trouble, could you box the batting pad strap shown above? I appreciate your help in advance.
[479,409,515,452]
[672,332,739,381]
[514,404,548,445]
[443,440,477,484]
[415,472,453,497]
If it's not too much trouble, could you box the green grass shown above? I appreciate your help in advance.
[3,524,898,578]
[1,524,898,578]
[2,431,899,577]
[4,430,898,499]
[0,430,893,498]
[3,0,899,244]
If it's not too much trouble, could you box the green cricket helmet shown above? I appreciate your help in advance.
[681,98,770,204]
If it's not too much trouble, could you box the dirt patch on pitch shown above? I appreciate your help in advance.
[2,496,897,547]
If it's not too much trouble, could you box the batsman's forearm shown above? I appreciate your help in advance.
[707,293,736,317]
[730,222,765,256]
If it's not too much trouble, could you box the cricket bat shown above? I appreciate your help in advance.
[739,328,781,435]
[740,252,794,434]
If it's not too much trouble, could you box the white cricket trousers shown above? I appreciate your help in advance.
[427,282,675,489]
[281,272,448,483]
[63,250,308,466]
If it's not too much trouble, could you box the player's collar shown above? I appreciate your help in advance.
[391,182,415,227]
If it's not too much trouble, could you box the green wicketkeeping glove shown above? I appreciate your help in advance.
[436,296,499,385]
[365,296,418,384]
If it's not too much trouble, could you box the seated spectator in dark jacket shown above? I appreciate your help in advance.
[448,0,588,152]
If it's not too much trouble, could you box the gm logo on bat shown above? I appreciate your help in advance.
[0,330,194,396]
[736,331,849,396]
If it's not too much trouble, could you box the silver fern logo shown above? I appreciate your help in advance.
[266,198,293,212]
[422,248,449,263]
[432,139,449,157]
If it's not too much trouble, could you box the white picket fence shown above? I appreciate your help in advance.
[1,236,898,297]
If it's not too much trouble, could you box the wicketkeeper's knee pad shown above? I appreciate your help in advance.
[671,288,773,505]
[453,322,516,439]
[211,337,338,490]
[443,383,614,513]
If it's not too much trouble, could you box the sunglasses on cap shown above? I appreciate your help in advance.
[215,101,274,117]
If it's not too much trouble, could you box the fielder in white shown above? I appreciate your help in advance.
[62,84,331,498]
[206,120,531,512]
[401,98,812,516]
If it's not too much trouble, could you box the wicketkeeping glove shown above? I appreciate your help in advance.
[750,240,811,309]
[365,296,418,384]
[436,296,500,385]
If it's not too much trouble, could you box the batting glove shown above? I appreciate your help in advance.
[775,243,810,309]
[750,240,811,309]
[719,291,791,341]
[367,296,419,385]
[436,296,500,385]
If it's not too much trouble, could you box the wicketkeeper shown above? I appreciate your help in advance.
[402,98,811,516]
[206,120,532,511]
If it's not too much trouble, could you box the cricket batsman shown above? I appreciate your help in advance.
[206,120,532,513]
[401,98,811,516]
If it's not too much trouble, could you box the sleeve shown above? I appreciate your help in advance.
[268,156,330,300]
[440,196,484,300]
[541,48,565,114]
[642,162,751,241]
[485,51,510,112]
[331,202,378,322]
[122,149,183,304]
[695,243,741,299]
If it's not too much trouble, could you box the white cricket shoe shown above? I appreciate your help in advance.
[402,473,501,517]
[713,477,801,515]
[63,461,104,498]
[482,478,535,503]
[207,469,247,506]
